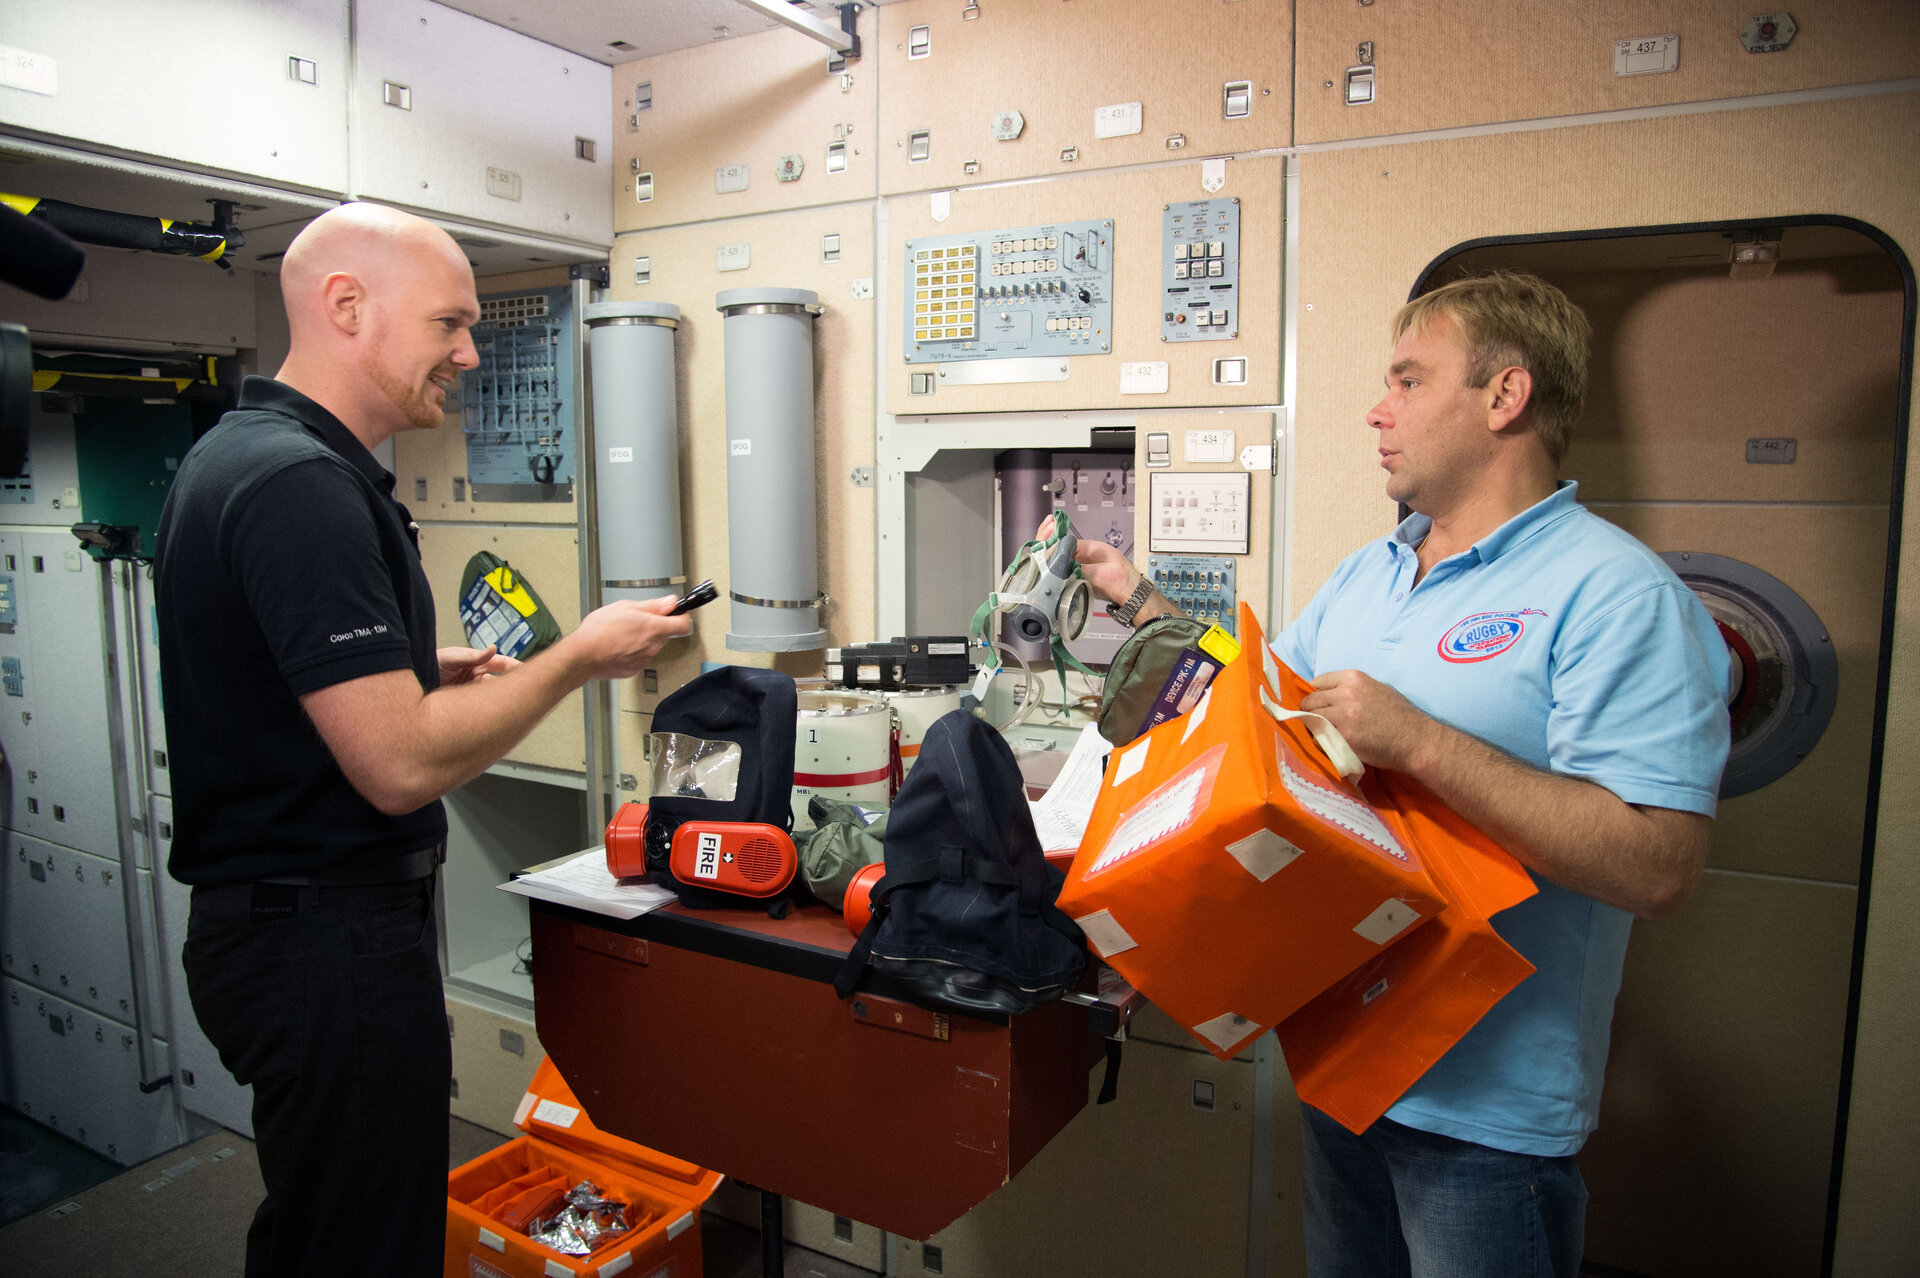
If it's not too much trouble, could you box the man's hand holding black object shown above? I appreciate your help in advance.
[303,595,692,816]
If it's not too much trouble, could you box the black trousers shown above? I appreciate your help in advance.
[183,876,451,1277]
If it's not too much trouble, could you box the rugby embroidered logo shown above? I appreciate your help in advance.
[1436,608,1546,663]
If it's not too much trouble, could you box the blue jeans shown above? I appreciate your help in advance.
[1300,1103,1587,1278]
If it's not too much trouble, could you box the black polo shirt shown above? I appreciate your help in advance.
[156,377,447,885]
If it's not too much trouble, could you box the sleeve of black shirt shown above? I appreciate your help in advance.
[228,457,424,698]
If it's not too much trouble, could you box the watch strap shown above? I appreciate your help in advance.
[1112,576,1154,628]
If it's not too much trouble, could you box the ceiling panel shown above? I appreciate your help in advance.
[435,0,898,65]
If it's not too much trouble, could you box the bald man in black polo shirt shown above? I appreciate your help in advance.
[156,202,690,1276]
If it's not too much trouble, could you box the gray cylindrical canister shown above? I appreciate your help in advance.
[716,287,829,651]
[583,300,684,604]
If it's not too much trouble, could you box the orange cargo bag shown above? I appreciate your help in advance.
[446,1056,722,1278]
[1056,604,1537,1131]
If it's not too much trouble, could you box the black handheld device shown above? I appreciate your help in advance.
[668,579,718,615]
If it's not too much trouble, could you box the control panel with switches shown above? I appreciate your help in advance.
[1148,555,1238,635]
[903,220,1115,364]
[461,286,576,496]
[1161,198,1240,342]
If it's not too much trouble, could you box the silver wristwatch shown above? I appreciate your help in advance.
[1111,576,1155,628]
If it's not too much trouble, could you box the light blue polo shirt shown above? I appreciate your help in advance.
[1270,481,1730,1157]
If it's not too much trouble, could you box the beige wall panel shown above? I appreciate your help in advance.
[393,266,579,527]
[1288,92,1920,1269]
[1295,0,1920,144]
[875,0,1291,195]
[1560,261,1905,504]
[1129,412,1276,627]
[1291,96,1920,607]
[1590,502,1886,885]
[417,523,586,772]
[446,995,546,1137]
[611,11,879,232]
[885,157,1283,415]
[897,1042,1253,1277]
[1263,1052,1310,1278]
[1580,871,1857,1277]
[606,203,877,707]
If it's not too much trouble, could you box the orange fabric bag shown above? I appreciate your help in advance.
[1057,604,1538,1131]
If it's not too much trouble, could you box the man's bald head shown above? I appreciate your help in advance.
[275,202,480,444]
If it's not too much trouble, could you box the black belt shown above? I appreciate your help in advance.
[258,843,445,887]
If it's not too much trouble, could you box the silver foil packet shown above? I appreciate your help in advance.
[526,1180,632,1256]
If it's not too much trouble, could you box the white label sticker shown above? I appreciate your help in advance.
[1226,828,1303,882]
[1280,752,1407,861]
[716,241,750,271]
[1613,33,1680,76]
[1185,429,1234,462]
[1093,101,1143,138]
[1354,898,1421,946]
[607,446,634,463]
[0,46,58,96]
[693,831,722,879]
[1180,686,1213,743]
[1191,1011,1261,1053]
[715,163,750,192]
[1074,908,1138,958]
[512,1092,537,1128]
[730,439,752,456]
[928,642,967,656]
[530,1098,580,1128]
[1091,764,1206,874]
[1111,739,1150,786]
[1120,361,1169,394]
[484,166,522,202]
[1363,977,1390,1005]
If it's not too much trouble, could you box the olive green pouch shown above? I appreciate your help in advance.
[798,794,888,908]
[1094,614,1210,747]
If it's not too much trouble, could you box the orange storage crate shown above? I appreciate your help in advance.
[446,1056,722,1278]
[1057,605,1539,1131]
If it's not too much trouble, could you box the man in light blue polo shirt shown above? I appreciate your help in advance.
[1075,271,1730,1276]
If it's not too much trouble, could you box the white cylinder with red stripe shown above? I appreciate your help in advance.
[879,685,964,774]
[792,690,893,828]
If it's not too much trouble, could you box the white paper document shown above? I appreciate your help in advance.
[1028,724,1112,854]
[497,847,679,919]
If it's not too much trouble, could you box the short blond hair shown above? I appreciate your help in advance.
[1394,271,1591,463]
